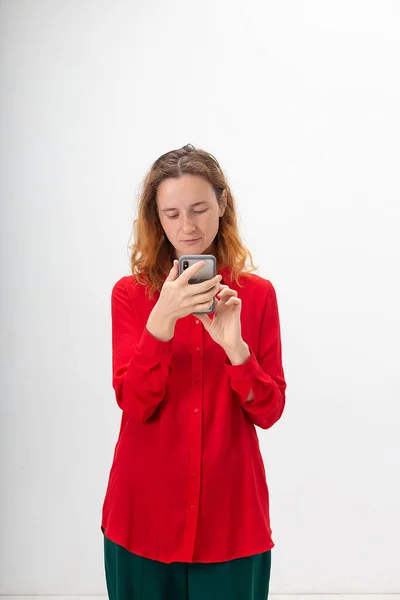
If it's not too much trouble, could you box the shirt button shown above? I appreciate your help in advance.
[190,504,195,511]
[194,408,199,414]
[193,377,200,383]
[195,347,200,352]
[195,319,199,324]
[192,472,197,478]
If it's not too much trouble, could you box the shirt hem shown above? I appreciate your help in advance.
[101,524,274,564]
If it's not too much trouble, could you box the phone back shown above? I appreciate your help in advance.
[178,254,217,314]
[178,254,216,283]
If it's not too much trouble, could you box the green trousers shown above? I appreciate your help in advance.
[103,533,271,600]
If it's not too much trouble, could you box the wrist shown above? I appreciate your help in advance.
[225,340,250,366]
[147,309,176,342]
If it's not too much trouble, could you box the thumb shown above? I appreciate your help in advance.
[165,259,179,282]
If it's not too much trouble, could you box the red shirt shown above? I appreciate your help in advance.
[101,267,286,563]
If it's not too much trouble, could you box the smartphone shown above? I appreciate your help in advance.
[178,254,217,314]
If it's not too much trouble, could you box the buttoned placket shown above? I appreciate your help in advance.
[182,316,203,561]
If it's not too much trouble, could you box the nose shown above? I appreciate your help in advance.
[182,215,196,234]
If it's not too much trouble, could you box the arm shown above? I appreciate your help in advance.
[111,278,174,421]
[224,281,286,429]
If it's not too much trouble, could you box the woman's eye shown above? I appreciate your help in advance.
[167,209,207,220]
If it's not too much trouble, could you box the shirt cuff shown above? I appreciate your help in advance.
[224,347,261,403]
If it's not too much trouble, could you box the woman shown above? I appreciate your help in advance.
[101,144,287,599]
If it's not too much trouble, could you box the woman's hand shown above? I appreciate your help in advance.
[148,260,222,339]
[196,284,244,351]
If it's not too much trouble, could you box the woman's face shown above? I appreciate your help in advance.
[156,174,226,259]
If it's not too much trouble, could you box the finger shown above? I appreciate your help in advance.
[217,285,237,295]
[165,259,179,282]
[178,260,206,284]
[217,288,237,301]
[224,297,241,307]
[191,283,220,309]
[192,275,222,294]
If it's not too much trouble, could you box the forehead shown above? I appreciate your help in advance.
[157,175,215,210]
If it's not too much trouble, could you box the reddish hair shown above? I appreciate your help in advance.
[129,144,258,299]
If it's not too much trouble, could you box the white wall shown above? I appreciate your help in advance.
[1,0,399,594]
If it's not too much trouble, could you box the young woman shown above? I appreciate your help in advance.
[101,144,287,599]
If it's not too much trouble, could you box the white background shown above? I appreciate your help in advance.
[1,0,399,594]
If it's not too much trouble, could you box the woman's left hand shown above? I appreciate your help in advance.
[196,284,243,350]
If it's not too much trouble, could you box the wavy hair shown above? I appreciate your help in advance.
[129,144,258,299]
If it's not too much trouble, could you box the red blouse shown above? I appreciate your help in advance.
[101,267,286,564]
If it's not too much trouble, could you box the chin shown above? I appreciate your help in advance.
[176,240,214,257]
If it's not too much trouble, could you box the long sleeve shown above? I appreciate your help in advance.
[224,281,286,429]
[111,277,173,421]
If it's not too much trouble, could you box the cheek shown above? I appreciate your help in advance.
[160,217,174,234]
[203,212,219,232]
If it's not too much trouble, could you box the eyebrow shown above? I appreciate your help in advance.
[160,201,209,212]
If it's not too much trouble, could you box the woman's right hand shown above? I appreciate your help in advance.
[147,260,222,341]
